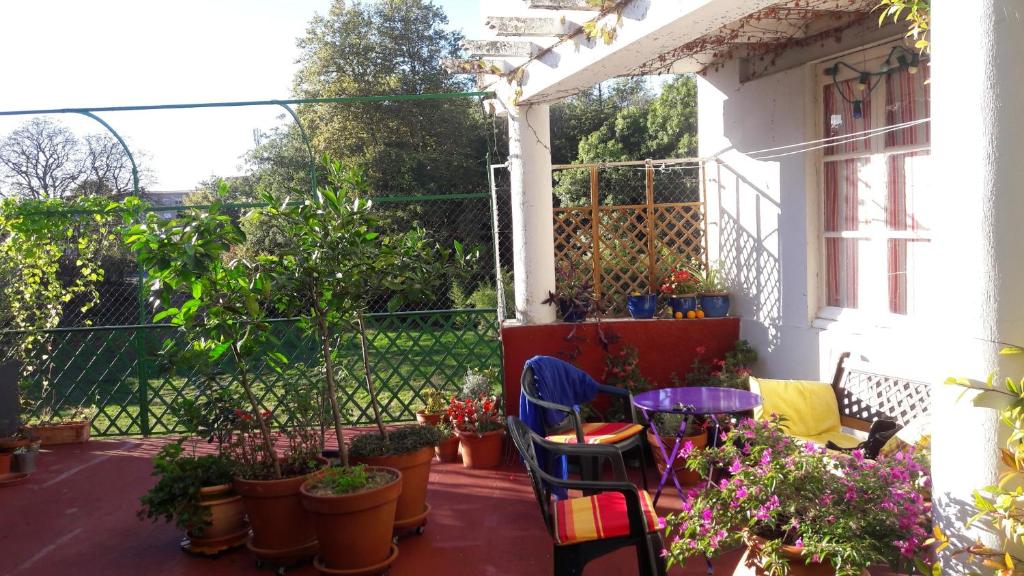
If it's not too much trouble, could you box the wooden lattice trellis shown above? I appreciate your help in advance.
[552,159,708,316]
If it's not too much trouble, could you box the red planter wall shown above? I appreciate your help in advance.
[501,317,741,417]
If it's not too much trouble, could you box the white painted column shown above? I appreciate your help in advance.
[507,103,557,325]
[930,0,1024,567]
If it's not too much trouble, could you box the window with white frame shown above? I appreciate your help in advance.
[818,44,931,317]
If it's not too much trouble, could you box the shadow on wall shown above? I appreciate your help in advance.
[716,162,782,352]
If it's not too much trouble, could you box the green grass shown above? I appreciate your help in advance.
[18,311,502,436]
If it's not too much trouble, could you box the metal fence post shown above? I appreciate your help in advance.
[590,166,601,301]
[135,264,150,436]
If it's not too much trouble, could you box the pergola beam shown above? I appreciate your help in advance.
[486,15,575,37]
[525,0,602,10]
[463,39,539,58]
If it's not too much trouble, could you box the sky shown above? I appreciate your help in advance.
[0,0,486,191]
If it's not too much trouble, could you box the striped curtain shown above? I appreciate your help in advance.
[885,65,930,148]
[823,78,873,155]
[824,160,861,309]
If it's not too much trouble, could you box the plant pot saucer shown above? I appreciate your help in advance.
[181,525,249,556]
[313,543,398,576]
[393,503,430,536]
[0,472,29,487]
[245,533,317,563]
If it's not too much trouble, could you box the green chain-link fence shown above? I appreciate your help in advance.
[0,192,504,436]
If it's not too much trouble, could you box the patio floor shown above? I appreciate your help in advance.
[0,436,749,576]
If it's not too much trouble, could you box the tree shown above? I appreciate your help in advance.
[0,118,150,199]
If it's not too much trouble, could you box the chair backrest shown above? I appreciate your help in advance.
[507,416,555,537]
[829,352,931,431]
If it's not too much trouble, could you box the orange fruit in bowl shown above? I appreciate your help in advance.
[686,310,697,319]
[696,310,705,319]
[673,311,684,320]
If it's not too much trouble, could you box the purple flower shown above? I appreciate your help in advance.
[729,458,742,474]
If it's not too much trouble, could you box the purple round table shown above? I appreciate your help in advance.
[632,387,761,505]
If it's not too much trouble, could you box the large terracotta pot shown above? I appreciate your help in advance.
[28,421,90,445]
[741,535,850,576]
[182,483,249,555]
[351,445,433,531]
[415,411,442,426]
[458,429,505,469]
[435,435,460,463]
[301,466,402,575]
[234,470,322,562]
[647,428,708,485]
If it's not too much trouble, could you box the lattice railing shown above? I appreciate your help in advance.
[552,159,707,316]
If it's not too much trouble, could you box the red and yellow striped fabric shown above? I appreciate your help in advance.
[546,422,644,445]
[552,490,663,545]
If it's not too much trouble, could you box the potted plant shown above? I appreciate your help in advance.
[26,406,94,446]
[11,440,40,474]
[689,260,730,318]
[665,417,931,576]
[300,465,402,575]
[543,260,599,322]
[435,419,460,463]
[660,266,702,319]
[646,413,708,485]
[627,291,658,319]
[416,386,448,426]
[685,340,758,390]
[124,190,325,565]
[350,424,441,534]
[138,439,248,555]
[448,395,506,469]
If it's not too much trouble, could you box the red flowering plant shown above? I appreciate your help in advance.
[664,417,931,576]
[446,395,505,437]
[599,345,652,422]
[683,340,758,390]
[660,267,701,296]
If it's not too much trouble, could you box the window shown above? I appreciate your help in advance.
[818,45,930,317]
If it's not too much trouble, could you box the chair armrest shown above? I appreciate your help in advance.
[534,436,630,481]
[596,384,628,398]
[533,468,652,537]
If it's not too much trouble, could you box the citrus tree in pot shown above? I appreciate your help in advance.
[262,157,455,573]
[123,191,326,564]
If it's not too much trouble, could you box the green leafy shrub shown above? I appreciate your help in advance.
[138,440,236,535]
[349,424,442,458]
[306,465,395,496]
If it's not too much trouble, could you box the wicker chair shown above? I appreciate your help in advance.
[507,417,667,576]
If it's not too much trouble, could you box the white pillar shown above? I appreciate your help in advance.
[508,103,557,325]
[930,0,1024,566]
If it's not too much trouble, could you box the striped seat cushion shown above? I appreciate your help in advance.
[552,490,663,545]
[546,422,644,445]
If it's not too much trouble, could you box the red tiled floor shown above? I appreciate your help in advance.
[0,437,741,576]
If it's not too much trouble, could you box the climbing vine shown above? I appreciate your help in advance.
[876,0,930,52]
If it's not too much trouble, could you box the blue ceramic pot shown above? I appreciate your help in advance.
[627,294,658,319]
[699,293,730,318]
[669,295,698,317]
[558,301,588,323]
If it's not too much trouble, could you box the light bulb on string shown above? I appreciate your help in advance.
[852,100,863,120]
[856,72,870,91]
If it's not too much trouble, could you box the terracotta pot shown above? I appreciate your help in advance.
[742,535,842,576]
[435,435,460,463]
[351,445,433,530]
[647,428,708,485]
[182,483,249,555]
[0,452,10,475]
[458,429,505,469]
[415,411,442,426]
[301,466,402,574]
[27,421,90,445]
[234,469,322,562]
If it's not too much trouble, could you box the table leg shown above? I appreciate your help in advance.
[641,408,689,507]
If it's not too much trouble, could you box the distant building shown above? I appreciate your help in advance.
[142,190,189,219]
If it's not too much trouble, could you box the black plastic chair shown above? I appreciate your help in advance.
[508,416,667,576]
[521,362,648,490]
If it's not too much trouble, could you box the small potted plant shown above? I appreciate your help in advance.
[690,260,730,318]
[647,413,708,485]
[300,465,402,575]
[665,417,931,576]
[416,386,448,426]
[11,440,40,474]
[26,405,94,445]
[543,261,599,322]
[660,266,702,319]
[138,439,247,555]
[448,395,506,469]
[350,424,441,535]
[434,419,460,463]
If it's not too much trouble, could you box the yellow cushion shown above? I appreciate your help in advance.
[552,489,663,545]
[749,377,842,438]
[793,430,863,450]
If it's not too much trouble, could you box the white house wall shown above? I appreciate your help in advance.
[697,44,938,384]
